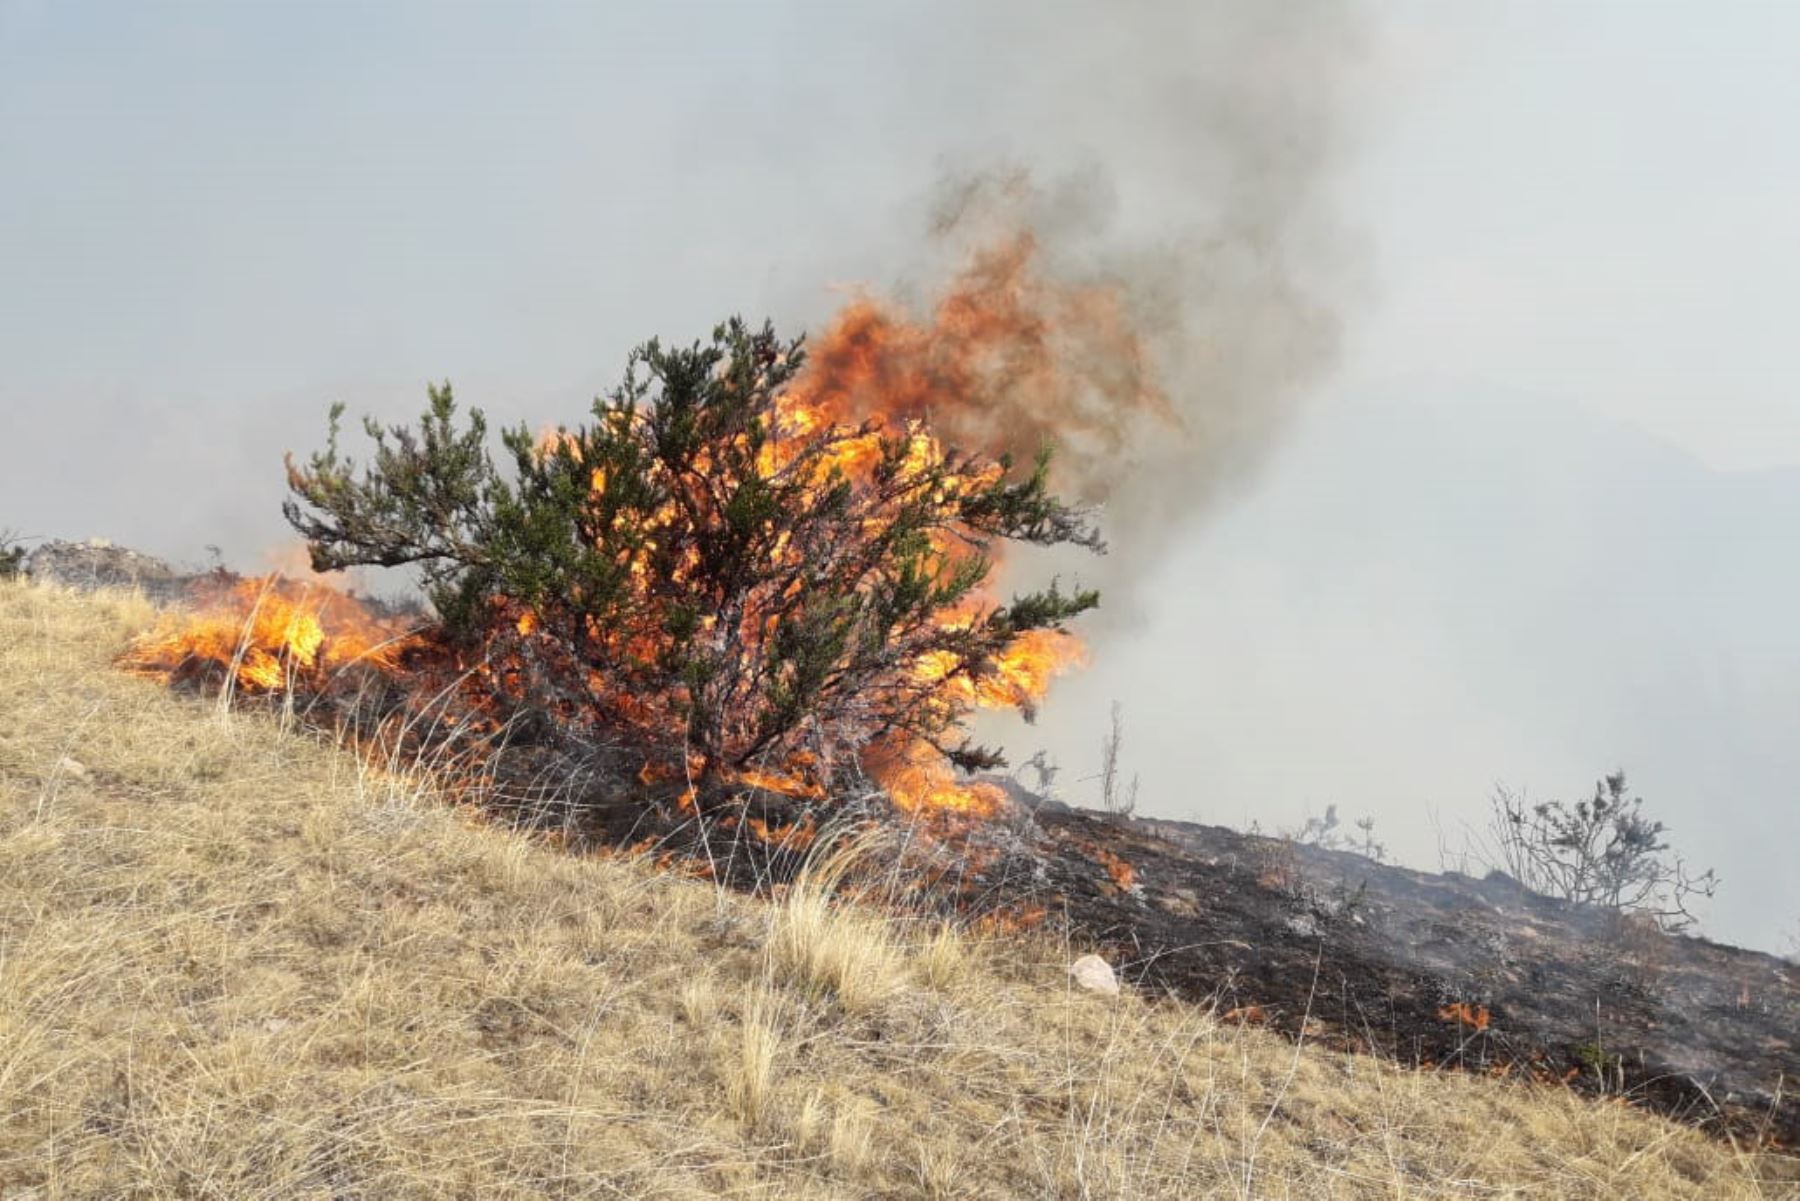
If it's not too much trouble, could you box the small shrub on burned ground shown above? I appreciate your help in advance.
[1486,771,1717,931]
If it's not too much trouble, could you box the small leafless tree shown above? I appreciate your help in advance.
[1015,750,1061,801]
[1352,815,1386,862]
[1096,701,1139,819]
[1292,804,1341,848]
[1487,771,1717,932]
[1288,805,1386,863]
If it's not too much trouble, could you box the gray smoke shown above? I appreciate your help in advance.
[881,2,1369,621]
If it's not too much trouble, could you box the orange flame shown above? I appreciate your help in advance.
[863,737,1006,819]
[735,768,828,802]
[124,575,418,692]
[784,233,1171,496]
[745,812,818,851]
[1438,1003,1492,1031]
[744,233,1134,815]
[973,903,1048,936]
[1092,846,1137,892]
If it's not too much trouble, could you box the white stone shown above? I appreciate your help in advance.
[1069,954,1120,996]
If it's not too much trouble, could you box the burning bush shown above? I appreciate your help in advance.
[283,318,1101,814]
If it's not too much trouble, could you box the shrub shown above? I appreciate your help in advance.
[0,530,25,579]
[1285,805,1386,863]
[1486,771,1717,931]
[283,318,1101,787]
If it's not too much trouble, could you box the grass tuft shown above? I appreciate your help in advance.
[767,832,907,1014]
[726,986,784,1132]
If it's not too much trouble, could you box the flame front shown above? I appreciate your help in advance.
[1438,1003,1492,1032]
[863,736,1007,819]
[125,575,418,693]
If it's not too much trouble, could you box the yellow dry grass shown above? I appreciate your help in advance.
[0,578,1794,1199]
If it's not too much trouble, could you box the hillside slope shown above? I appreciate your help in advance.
[0,580,1792,1199]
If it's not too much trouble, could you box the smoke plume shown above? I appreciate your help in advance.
[795,3,1367,610]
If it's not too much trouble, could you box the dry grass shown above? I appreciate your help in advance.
[0,578,1794,1199]
[767,833,908,1014]
[726,987,784,1133]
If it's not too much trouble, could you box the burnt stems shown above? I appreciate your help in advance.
[1066,809,1798,1148]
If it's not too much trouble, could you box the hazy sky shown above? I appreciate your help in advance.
[1340,3,1800,471]
[4,2,1797,950]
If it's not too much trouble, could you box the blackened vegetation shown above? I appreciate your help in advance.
[17,538,182,595]
[1033,803,1798,1150]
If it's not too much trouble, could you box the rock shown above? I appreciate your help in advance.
[55,756,87,780]
[1069,954,1119,996]
[26,539,179,593]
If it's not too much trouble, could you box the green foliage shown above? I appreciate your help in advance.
[285,318,1102,782]
[0,530,25,579]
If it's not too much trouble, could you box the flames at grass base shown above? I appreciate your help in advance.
[124,573,422,692]
[120,568,1069,837]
